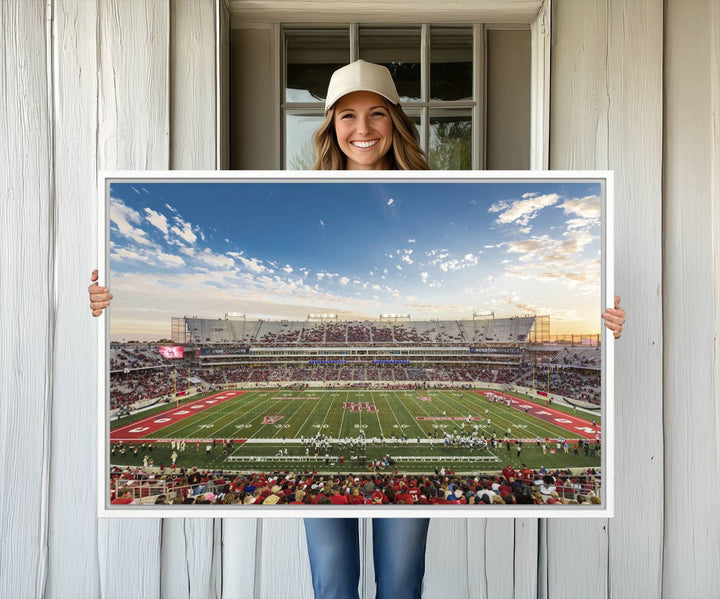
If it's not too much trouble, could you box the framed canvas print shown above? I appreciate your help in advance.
[97,170,614,518]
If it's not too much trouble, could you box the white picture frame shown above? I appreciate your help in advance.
[97,170,614,518]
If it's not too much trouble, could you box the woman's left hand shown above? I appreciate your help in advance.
[602,295,625,339]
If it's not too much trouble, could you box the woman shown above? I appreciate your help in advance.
[89,60,626,599]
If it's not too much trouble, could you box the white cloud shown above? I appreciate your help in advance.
[111,246,150,263]
[505,230,594,264]
[407,238,416,243]
[504,261,600,288]
[492,193,560,226]
[387,198,394,205]
[488,200,509,213]
[197,248,235,269]
[156,251,186,268]
[170,216,197,244]
[238,256,267,273]
[559,195,601,220]
[283,265,294,273]
[429,252,479,272]
[320,219,325,229]
[420,272,429,283]
[339,277,350,285]
[110,198,152,246]
[144,207,168,235]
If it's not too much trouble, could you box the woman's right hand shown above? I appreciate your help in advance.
[89,269,113,316]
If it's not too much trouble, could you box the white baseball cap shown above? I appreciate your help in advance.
[324,60,400,112]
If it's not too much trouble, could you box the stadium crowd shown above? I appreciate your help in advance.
[110,464,602,507]
[185,317,534,347]
[111,362,600,409]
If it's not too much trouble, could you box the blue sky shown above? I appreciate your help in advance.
[108,180,603,340]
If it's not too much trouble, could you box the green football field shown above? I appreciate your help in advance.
[110,388,602,473]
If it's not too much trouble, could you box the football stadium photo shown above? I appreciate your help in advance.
[106,176,605,508]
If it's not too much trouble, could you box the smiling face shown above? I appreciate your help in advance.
[333,91,394,170]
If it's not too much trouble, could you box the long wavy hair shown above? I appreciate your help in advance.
[312,99,430,171]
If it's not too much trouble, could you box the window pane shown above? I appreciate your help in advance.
[285,112,324,169]
[430,27,473,101]
[402,109,423,148]
[286,30,349,103]
[359,28,421,102]
[429,109,472,170]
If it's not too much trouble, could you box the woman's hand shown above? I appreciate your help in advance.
[89,269,113,317]
[601,295,625,339]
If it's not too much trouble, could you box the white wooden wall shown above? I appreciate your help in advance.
[1,1,718,597]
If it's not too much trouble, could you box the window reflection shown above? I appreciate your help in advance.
[430,27,473,101]
[359,28,421,102]
[429,110,472,170]
[285,113,324,170]
[286,30,350,103]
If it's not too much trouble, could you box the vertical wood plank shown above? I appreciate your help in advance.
[96,0,170,172]
[548,2,610,595]
[530,0,550,170]
[550,0,609,171]
[218,0,230,170]
[551,1,666,597]
[162,2,220,595]
[256,519,314,599]
[170,0,216,170]
[606,1,664,597]
[0,1,52,598]
[47,0,102,596]
[221,519,258,599]
[424,519,470,598]
[96,1,169,596]
[663,1,720,596]
[513,519,539,598]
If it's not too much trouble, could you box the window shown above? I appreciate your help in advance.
[283,25,487,170]
[229,22,535,170]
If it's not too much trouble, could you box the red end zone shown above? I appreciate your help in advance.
[111,391,245,442]
[475,390,601,440]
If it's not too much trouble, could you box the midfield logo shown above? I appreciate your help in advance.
[262,414,285,424]
[342,402,379,413]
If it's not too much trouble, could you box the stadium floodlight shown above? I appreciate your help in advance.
[380,313,411,322]
[225,312,245,321]
[473,311,495,320]
[308,313,337,320]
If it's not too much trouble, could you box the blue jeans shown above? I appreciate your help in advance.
[303,518,430,599]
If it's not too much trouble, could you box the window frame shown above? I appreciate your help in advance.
[262,1,550,171]
[281,23,488,170]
